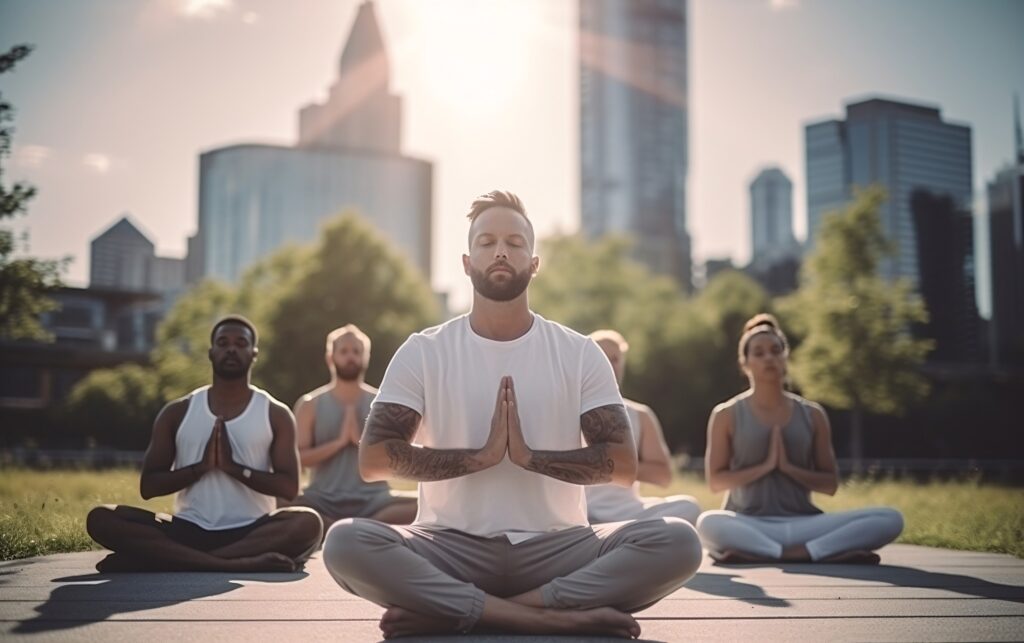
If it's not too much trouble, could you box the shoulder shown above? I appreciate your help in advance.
[711,391,750,419]
[157,395,193,426]
[255,387,295,423]
[296,384,333,407]
[624,398,652,415]
[412,315,465,343]
[533,313,591,346]
[361,383,380,397]
[789,393,828,425]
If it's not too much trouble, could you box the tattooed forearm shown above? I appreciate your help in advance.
[362,403,421,446]
[362,402,492,482]
[524,404,632,485]
[384,443,485,481]
[526,444,615,484]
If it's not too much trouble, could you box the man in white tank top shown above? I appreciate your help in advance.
[322,191,702,639]
[586,330,701,525]
[86,317,323,573]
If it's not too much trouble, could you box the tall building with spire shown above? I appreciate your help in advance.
[188,1,432,284]
[579,0,692,291]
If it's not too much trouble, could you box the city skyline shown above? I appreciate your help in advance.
[2,0,1023,313]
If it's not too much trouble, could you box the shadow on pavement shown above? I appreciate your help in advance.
[685,571,791,607]
[13,569,308,634]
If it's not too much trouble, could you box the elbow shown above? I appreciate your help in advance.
[706,474,727,494]
[139,477,154,501]
[282,481,299,501]
[653,462,674,487]
[614,455,639,486]
[358,449,389,483]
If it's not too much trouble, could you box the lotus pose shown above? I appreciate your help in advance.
[86,317,323,573]
[285,324,416,527]
[586,329,700,525]
[697,313,903,565]
[322,190,702,639]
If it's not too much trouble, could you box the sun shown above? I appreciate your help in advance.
[401,0,539,115]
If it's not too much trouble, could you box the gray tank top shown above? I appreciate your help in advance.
[722,393,822,516]
[303,389,390,502]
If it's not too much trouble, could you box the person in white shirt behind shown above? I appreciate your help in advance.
[586,329,701,525]
[321,190,702,639]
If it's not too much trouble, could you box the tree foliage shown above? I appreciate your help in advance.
[531,235,771,453]
[0,44,67,341]
[257,214,439,406]
[60,364,163,450]
[781,187,932,459]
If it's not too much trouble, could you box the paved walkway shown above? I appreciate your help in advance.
[2,544,1022,641]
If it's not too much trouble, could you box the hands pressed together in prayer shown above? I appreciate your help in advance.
[477,375,534,469]
[333,407,363,451]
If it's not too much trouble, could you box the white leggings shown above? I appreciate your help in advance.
[589,495,701,525]
[696,507,904,561]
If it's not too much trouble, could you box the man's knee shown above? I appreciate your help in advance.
[85,505,119,546]
[657,518,703,576]
[286,508,324,549]
[322,518,392,575]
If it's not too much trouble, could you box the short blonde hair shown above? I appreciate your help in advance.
[325,324,371,355]
[589,329,629,352]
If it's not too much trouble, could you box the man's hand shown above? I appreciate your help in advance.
[479,376,511,467]
[336,409,359,449]
[215,417,234,472]
[197,421,218,476]
[506,377,531,468]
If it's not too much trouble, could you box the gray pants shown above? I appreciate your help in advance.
[697,507,904,561]
[323,517,702,632]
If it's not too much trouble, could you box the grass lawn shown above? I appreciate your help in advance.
[1,469,1021,561]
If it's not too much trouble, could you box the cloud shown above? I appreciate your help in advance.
[770,0,799,10]
[181,0,233,20]
[14,144,52,168]
[241,11,259,25]
[83,153,112,174]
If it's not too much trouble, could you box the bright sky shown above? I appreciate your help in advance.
[2,0,1022,314]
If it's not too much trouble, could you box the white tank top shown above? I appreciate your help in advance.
[585,403,645,521]
[173,386,275,530]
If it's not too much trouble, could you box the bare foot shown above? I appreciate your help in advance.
[379,607,457,639]
[96,553,155,573]
[820,550,881,565]
[230,552,298,573]
[710,549,773,565]
[560,607,640,639]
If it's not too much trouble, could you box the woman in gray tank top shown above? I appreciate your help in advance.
[696,314,903,564]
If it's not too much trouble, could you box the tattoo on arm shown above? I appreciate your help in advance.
[364,402,487,482]
[525,404,629,485]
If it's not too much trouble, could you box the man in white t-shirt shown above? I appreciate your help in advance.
[322,190,702,638]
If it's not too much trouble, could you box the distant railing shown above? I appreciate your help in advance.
[678,457,1024,482]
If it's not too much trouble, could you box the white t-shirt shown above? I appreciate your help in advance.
[374,313,624,540]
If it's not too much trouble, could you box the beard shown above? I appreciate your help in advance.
[469,263,532,302]
[333,360,365,382]
[212,356,250,380]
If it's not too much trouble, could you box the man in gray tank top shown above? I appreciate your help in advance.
[85,316,323,573]
[286,324,416,527]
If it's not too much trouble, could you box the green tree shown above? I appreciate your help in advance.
[61,364,163,449]
[0,45,67,340]
[257,213,439,406]
[782,187,932,463]
[531,235,772,454]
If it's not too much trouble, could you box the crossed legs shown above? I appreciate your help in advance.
[86,505,323,573]
[322,517,702,638]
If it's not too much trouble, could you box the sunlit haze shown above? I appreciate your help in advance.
[2,0,1022,314]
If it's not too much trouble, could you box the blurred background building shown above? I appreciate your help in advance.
[186,0,433,285]
[579,0,692,291]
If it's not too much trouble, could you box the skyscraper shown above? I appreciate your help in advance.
[805,97,979,362]
[749,167,797,269]
[190,1,432,284]
[805,98,973,285]
[986,96,1024,367]
[579,0,691,290]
